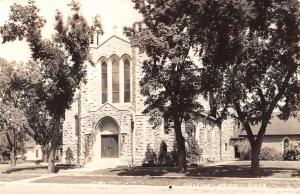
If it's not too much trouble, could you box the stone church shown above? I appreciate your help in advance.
[62,23,237,168]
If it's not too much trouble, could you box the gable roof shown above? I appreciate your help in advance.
[92,35,130,49]
[240,114,300,136]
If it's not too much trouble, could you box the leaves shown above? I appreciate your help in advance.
[126,1,204,129]
[0,0,96,116]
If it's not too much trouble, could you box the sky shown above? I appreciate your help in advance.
[0,0,142,62]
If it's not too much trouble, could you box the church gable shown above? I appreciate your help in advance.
[93,35,132,62]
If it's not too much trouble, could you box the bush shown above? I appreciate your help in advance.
[157,140,178,167]
[186,138,202,165]
[158,141,168,166]
[143,144,157,166]
[259,147,282,160]
[65,147,74,165]
[283,149,297,161]
[237,140,251,160]
[283,143,300,161]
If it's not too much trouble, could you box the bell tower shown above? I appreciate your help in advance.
[90,15,103,47]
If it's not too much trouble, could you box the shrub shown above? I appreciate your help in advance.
[237,140,251,160]
[283,143,300,161]
[186,138,202,165]
[158,140,168,166]
[259,147,282,160]
[65,147,74,165]
[283,149,297,161]
[143,144,157,166]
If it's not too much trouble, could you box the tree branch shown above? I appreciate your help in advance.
[267,70,294,116]
[5,131,13,149]
[234,100,255,147]
[257,88,266,113]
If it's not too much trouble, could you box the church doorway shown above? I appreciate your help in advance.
[101,135,119,158]
[98,117,119,158]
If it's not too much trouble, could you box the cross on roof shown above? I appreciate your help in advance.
[113,25,118,34]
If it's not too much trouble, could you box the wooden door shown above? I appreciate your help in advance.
[101,135,119,158]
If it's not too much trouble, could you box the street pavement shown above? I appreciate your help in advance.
[0,182,299,194]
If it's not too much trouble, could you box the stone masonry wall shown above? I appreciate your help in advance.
[62,98,79,164]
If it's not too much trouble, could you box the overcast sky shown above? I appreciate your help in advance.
[0,0,142,62]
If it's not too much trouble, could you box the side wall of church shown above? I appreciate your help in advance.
[62,98,79,164]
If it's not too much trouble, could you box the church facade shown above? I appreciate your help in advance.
[62,30,237,167]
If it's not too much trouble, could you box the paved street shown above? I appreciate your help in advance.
[0,183,299,194]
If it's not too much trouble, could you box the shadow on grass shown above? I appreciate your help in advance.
[111,166,181,176]
[291,170,300,177]
[2,164,78,174]
[3,166,47,174]
[103,164,299,178]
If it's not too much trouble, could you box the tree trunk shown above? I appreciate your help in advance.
[48,114,61,173]
[174,118,186,172]
[250,138,263,176]
[10,129,16,167]
[10,144,16,167]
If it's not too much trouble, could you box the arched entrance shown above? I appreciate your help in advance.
[98,117,119,158]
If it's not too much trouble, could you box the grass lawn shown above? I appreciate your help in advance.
[88,160,300,178]
[33,161,300,187]
[34,175,300,188]
[0,174,38,182]
[0,162,78,174]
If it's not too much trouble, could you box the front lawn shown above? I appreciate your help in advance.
[88,160,300,178]
[0,174,38,182]
[0,162,78,174]
[34,175,300,188]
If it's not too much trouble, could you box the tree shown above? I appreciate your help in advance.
[194,0,300,175]
[125,6,203,172]
[0,59,54,163]
[0,59,40,166]
[0,103,27,166]
[131,0,300,175]
[25,101,54,161]
[0,0,101,172]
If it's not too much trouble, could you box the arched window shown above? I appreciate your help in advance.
[112,59,119,103]
[101,62,108,103]
[124,59,130,103]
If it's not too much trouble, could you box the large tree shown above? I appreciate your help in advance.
[125,6,203,172]
[131,0,300,174]
[0,0,101,172]
[192,0,300,175]
[0,59,39,166]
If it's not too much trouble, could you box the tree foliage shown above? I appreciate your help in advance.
[0,58,41,166]
[0,0,99,172]
[130,0,300,174]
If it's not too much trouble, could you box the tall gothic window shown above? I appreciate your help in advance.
[112,59,120,103]
[124,59,130,103]
[101,62,108,103]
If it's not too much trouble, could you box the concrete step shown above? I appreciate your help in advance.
[84,158,122,170]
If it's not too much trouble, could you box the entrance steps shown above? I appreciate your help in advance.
[58,158,124,174]
[84,158,122,171]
